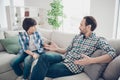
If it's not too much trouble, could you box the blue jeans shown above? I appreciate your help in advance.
[10,50,39,79]
[30,53,74,80]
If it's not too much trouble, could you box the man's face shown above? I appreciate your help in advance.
[79,19,87,34]
[27,26,36,35]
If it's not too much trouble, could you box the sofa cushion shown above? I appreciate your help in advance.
[51,31,75,48]
[108,39,120,56]
[0,32,5,39]
[84,50,107,80]
[0,43,5,52]
[0,36,21,54]
[38,28,53,41]
[0,32,5,51]
[0,52,16,73]
[41,36,50,44]
[53,73,90,80]
[103,55,120,80]
[4,30,24,38]
[0,70,17,80]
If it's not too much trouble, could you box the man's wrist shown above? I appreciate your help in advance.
[56,47,61,52]
[90,58,96,64]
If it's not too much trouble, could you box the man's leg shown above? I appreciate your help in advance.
[23,55,34,79]
[30,53,63,80]
[10,52,28,76]
[46,62,74,78]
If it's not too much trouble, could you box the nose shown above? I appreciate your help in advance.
[79,26,81,30]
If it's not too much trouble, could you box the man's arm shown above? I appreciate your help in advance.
[54,47,66,54]
[74,54,112,66]
[74,38,116,66]
[44,42,66,54]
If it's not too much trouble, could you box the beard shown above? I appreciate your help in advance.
[80,31,84,35]
[80,32,86,39]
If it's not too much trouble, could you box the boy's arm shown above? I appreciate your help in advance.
[19,32,34,56]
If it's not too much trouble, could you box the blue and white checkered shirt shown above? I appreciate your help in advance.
[19,31,44,54]
[63,33,116,74]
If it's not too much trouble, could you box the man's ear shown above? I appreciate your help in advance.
[88,25,91,28]
[86,25,91,30]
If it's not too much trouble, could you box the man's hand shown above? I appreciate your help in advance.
[32,53,39,59]
[44,42,59,52]
[74,54,92,66]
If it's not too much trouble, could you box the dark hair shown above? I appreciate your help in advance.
[22,18,37,31]
[83,16,97,31]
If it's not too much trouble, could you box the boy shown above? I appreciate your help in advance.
[10,18,45,80]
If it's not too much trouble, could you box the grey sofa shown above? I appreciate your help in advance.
[0,28,120,80]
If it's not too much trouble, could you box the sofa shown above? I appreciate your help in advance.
[0,28,120,80]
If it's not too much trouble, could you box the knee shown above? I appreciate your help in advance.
[10,58,17,67]
[38,53,48,62]
[24,56,33,65]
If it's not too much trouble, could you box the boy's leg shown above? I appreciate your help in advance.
[30,53,63,80]
[23,55,34,79]
[10,52,28,76]
[46,62,74,78]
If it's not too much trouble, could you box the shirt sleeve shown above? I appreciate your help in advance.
[34,31,44,53]
[19,32,27,51]
[96,37,116,59]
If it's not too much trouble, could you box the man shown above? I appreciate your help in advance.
[30,16,116,80]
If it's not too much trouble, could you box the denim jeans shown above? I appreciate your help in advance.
[10,50,39,79]
[30,53,74,80]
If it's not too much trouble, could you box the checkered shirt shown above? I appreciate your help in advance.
[19,31,44,54]
[63,33,116,74]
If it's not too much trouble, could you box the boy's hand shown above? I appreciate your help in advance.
[32,53,39,59]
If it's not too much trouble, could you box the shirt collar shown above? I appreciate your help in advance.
[80,32,96,39]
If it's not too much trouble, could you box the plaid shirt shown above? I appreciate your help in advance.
[63,33,116,74]
[19,31,44,54]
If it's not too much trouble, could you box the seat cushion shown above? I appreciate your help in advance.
[0,52,16,73]
[53,73,90,80]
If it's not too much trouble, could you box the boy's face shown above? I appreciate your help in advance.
[27,26,36,35]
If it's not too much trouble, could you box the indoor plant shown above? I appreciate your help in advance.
[47,0,63,29]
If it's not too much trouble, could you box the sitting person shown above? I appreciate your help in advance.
[30,16,116,80]
[10,18,45,80]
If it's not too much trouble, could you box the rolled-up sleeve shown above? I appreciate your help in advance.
[96,37,116,59]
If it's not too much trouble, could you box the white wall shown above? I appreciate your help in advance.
[24,0,53,29]
[24,0,52,9]
[90,0,116,39]
[0,0,10,30]
[25,0,117,38]
[0,0,24,30]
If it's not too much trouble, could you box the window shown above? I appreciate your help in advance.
[114,0,120,39]
[61,0,90,33]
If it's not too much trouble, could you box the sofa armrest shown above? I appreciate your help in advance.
[103,55,120,80]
